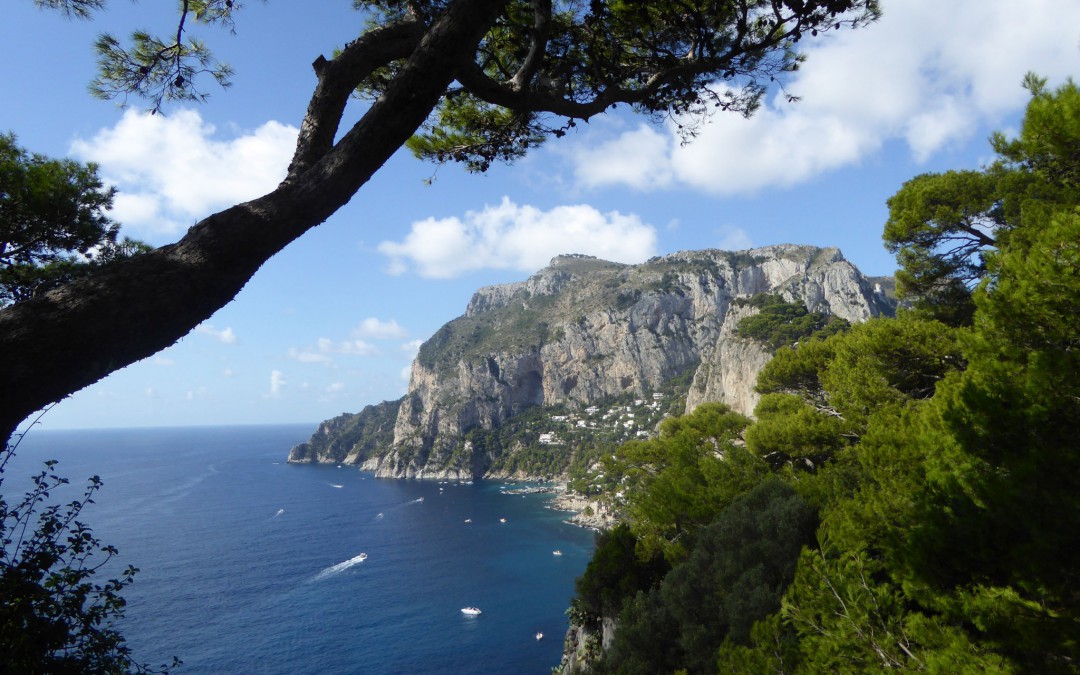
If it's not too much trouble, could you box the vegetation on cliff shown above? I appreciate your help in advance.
[734,293,851,351]
[288,398,403,465]
[566,76,1080,673]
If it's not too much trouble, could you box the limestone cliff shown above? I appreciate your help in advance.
[290,245,892,478]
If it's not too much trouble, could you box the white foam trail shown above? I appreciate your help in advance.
[329,483,344,489]
[312,553,367,581]
[412,497,424,503]
[274,508,285,517]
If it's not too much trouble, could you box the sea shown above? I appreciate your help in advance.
[6,424,597,674]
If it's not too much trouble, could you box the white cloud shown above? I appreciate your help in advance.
[153,356,175,366]
[337,339,379,356]
[378,197,657,278]
[326,382,346,394]
[288,336,379,367]
[716,225,754,251]
[571,0,1080,194]
[269,370,286,398]
[195,323,237,344]
[288,347,333,365]
[573,125,675,191]
[354,318,408,340]
[69,109,297,239]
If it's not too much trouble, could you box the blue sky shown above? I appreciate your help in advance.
[5,0,1080,431]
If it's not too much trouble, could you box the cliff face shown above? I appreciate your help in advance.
[287,398,402,465]
[291,245,892,478]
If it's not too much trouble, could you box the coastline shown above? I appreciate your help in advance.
[546,487,617,531]
[499,481,616,530]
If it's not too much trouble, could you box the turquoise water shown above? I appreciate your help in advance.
[7,425,596,673]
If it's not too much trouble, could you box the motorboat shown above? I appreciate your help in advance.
[552,550,562,556]
[461,607,482,616]
[536,632,544,640]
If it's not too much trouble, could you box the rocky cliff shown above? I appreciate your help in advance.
[290,245,892,478]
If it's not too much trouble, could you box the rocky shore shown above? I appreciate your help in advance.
[547,488,618,530]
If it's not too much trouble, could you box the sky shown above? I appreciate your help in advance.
[4,0,1080,432]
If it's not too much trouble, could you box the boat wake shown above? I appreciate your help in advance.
[311,553,368,582]
[329,483,344,489]
[274,508,285,518]
[372,497,424,523]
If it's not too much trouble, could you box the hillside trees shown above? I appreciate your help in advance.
[0,134,148,307]
[606,403,765,561]
[883,74,1080,324]
[734,293,850,350]
[571,76,1080,673]
[0,0,880,444]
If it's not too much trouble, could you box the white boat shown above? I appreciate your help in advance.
[536,632,544,640]
[552,550,562,556]
[499,518,507,523]
[464,518,472,523]
[461,607,482,616]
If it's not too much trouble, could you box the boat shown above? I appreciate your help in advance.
[461,607,482,616]
[552,550,562,556]
[536,632,544,640]
[499,518,507,523]
[464,518,472,523]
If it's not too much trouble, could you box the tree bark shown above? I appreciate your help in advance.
[0,0,509,443]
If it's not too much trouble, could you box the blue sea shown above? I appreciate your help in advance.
[7,424,596,674]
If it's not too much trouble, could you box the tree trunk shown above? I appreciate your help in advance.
[0,0,508,443]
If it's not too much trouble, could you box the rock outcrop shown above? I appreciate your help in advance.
[290,245,892,478]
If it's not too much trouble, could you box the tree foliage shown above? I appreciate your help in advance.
[0,436,176,673]
[574,523,668,619]
[735,293,850,351]
[606,403,765,561]
[593,478,816,674]
[883,74,1080,325]
[0,134,147,307]
[572,76,1080,674]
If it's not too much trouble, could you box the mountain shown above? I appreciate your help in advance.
[288,245,893,479]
